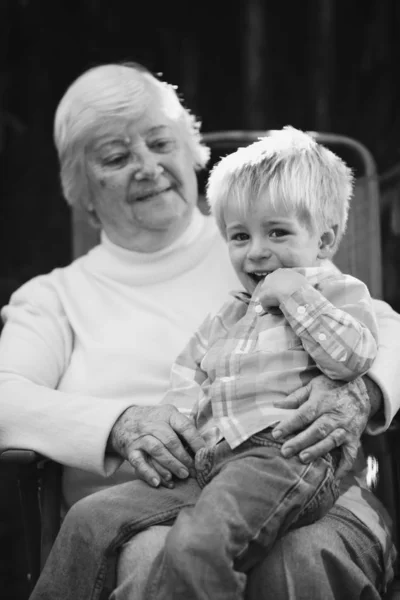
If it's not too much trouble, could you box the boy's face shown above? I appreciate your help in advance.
[225,197,328,294]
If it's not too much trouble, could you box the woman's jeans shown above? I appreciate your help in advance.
[29,429,339,600]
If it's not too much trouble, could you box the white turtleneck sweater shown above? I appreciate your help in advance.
[0,211,240,506]
[0,209,400,572]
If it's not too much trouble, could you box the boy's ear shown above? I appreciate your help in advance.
[318,225,338,258]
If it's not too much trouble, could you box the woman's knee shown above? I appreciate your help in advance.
[62,492,113,540]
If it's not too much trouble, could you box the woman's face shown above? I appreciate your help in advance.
[85,96,198,252]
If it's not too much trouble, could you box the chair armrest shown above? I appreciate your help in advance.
[0,448,62,585]
[0,449,45,464]
[362,421,400,577]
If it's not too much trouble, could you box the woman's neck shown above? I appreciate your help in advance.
[101,208,204,256]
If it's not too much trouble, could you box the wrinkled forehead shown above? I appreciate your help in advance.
[84,97,185,152]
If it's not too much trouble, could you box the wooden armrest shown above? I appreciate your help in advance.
[362,421,400,457]
[0,449,45,464]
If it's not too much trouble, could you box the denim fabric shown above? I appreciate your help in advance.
[112,506,387,600]
[145,430,339,600]
[29,430,338,600]
[246,505,386,600]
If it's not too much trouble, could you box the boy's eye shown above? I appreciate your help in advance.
[270,228,289,238]
[230,232,249,242]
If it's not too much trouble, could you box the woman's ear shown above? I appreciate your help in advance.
[318,225,338,258]
[86,203,102,229]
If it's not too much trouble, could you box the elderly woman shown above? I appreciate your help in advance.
[0,63,399,600]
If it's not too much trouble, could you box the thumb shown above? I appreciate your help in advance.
[335,441,359,480]
[273,383,311,409]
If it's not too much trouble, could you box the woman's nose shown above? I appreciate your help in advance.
[133,149,163,181]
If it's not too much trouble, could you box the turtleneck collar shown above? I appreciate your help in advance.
[83,209,221,286]
[99,208,205,262]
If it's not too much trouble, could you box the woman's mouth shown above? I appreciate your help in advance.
[136,187,172,201]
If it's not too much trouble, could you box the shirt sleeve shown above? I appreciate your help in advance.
[366,298,400,434]
[280,274,379,381]
[0,276,133,476]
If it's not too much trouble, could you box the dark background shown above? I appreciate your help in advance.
[1,1,400,598]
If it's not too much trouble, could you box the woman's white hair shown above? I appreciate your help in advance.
[54,63,210,208]
[207,126,354,254]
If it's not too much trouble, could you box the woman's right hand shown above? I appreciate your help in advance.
[108,405,205,488]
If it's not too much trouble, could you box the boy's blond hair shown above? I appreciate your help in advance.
[206,126,354,254]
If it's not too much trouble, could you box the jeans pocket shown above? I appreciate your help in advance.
[247,427,283,449]
[293,458,340,529]
[194,444,218,488]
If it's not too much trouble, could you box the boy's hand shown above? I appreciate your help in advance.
[259,269,307,310]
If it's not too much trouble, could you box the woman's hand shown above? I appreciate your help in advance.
[108,405,205,488]
[271,375,373,478]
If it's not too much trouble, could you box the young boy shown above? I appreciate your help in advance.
[30,127,378,600]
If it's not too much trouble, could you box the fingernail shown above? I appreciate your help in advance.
[281,446,292,458]
[151,478,160,487]
[164,472,172,481]
[178,468,189,479]
[272,429,282,440]
[300,453,310,463]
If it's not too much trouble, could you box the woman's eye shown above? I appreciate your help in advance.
[103,154,129,167]
[270,228,289,238]
[150,139,176,152]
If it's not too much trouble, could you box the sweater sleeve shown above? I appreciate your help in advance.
[365,298,400,434]
[0,276,133,476]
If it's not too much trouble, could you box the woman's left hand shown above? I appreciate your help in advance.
[271,375,371,479]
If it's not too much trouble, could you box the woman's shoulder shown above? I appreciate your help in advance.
[7,252,94,311]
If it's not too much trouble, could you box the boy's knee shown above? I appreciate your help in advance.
[165,511,218,564]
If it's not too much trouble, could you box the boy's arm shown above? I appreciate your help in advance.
[279,274,378,381]
[160,313,213,419]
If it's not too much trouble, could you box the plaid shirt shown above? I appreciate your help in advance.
[163,264,379,449]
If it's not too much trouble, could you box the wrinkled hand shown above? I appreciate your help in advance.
[271,375,371,479]
[108,405,205,488]
[259,269,308,310]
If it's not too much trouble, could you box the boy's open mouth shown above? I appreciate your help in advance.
[247,271,272,285]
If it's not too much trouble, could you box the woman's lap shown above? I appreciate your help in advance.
[112,506,385,600]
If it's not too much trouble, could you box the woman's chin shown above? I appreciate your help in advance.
[131,195,191,230]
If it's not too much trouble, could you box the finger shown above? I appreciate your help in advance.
[140,434,191,479]
[280,419,344,458]
[335,440,360,480]
[170,412,206,454]
[293,429,346,463]
[272,400,319,442]
[148,458,175,489]
[127,449,162,488]
[273,384,311,410]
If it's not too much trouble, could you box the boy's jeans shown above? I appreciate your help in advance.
[29,429,339,600]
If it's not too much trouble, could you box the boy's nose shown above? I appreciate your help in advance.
[247,240,271,262]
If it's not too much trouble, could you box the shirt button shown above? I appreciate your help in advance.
[318,333,327,341]
[221,376,233,383]
[297,306,306,315]
[255,304,263,314]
